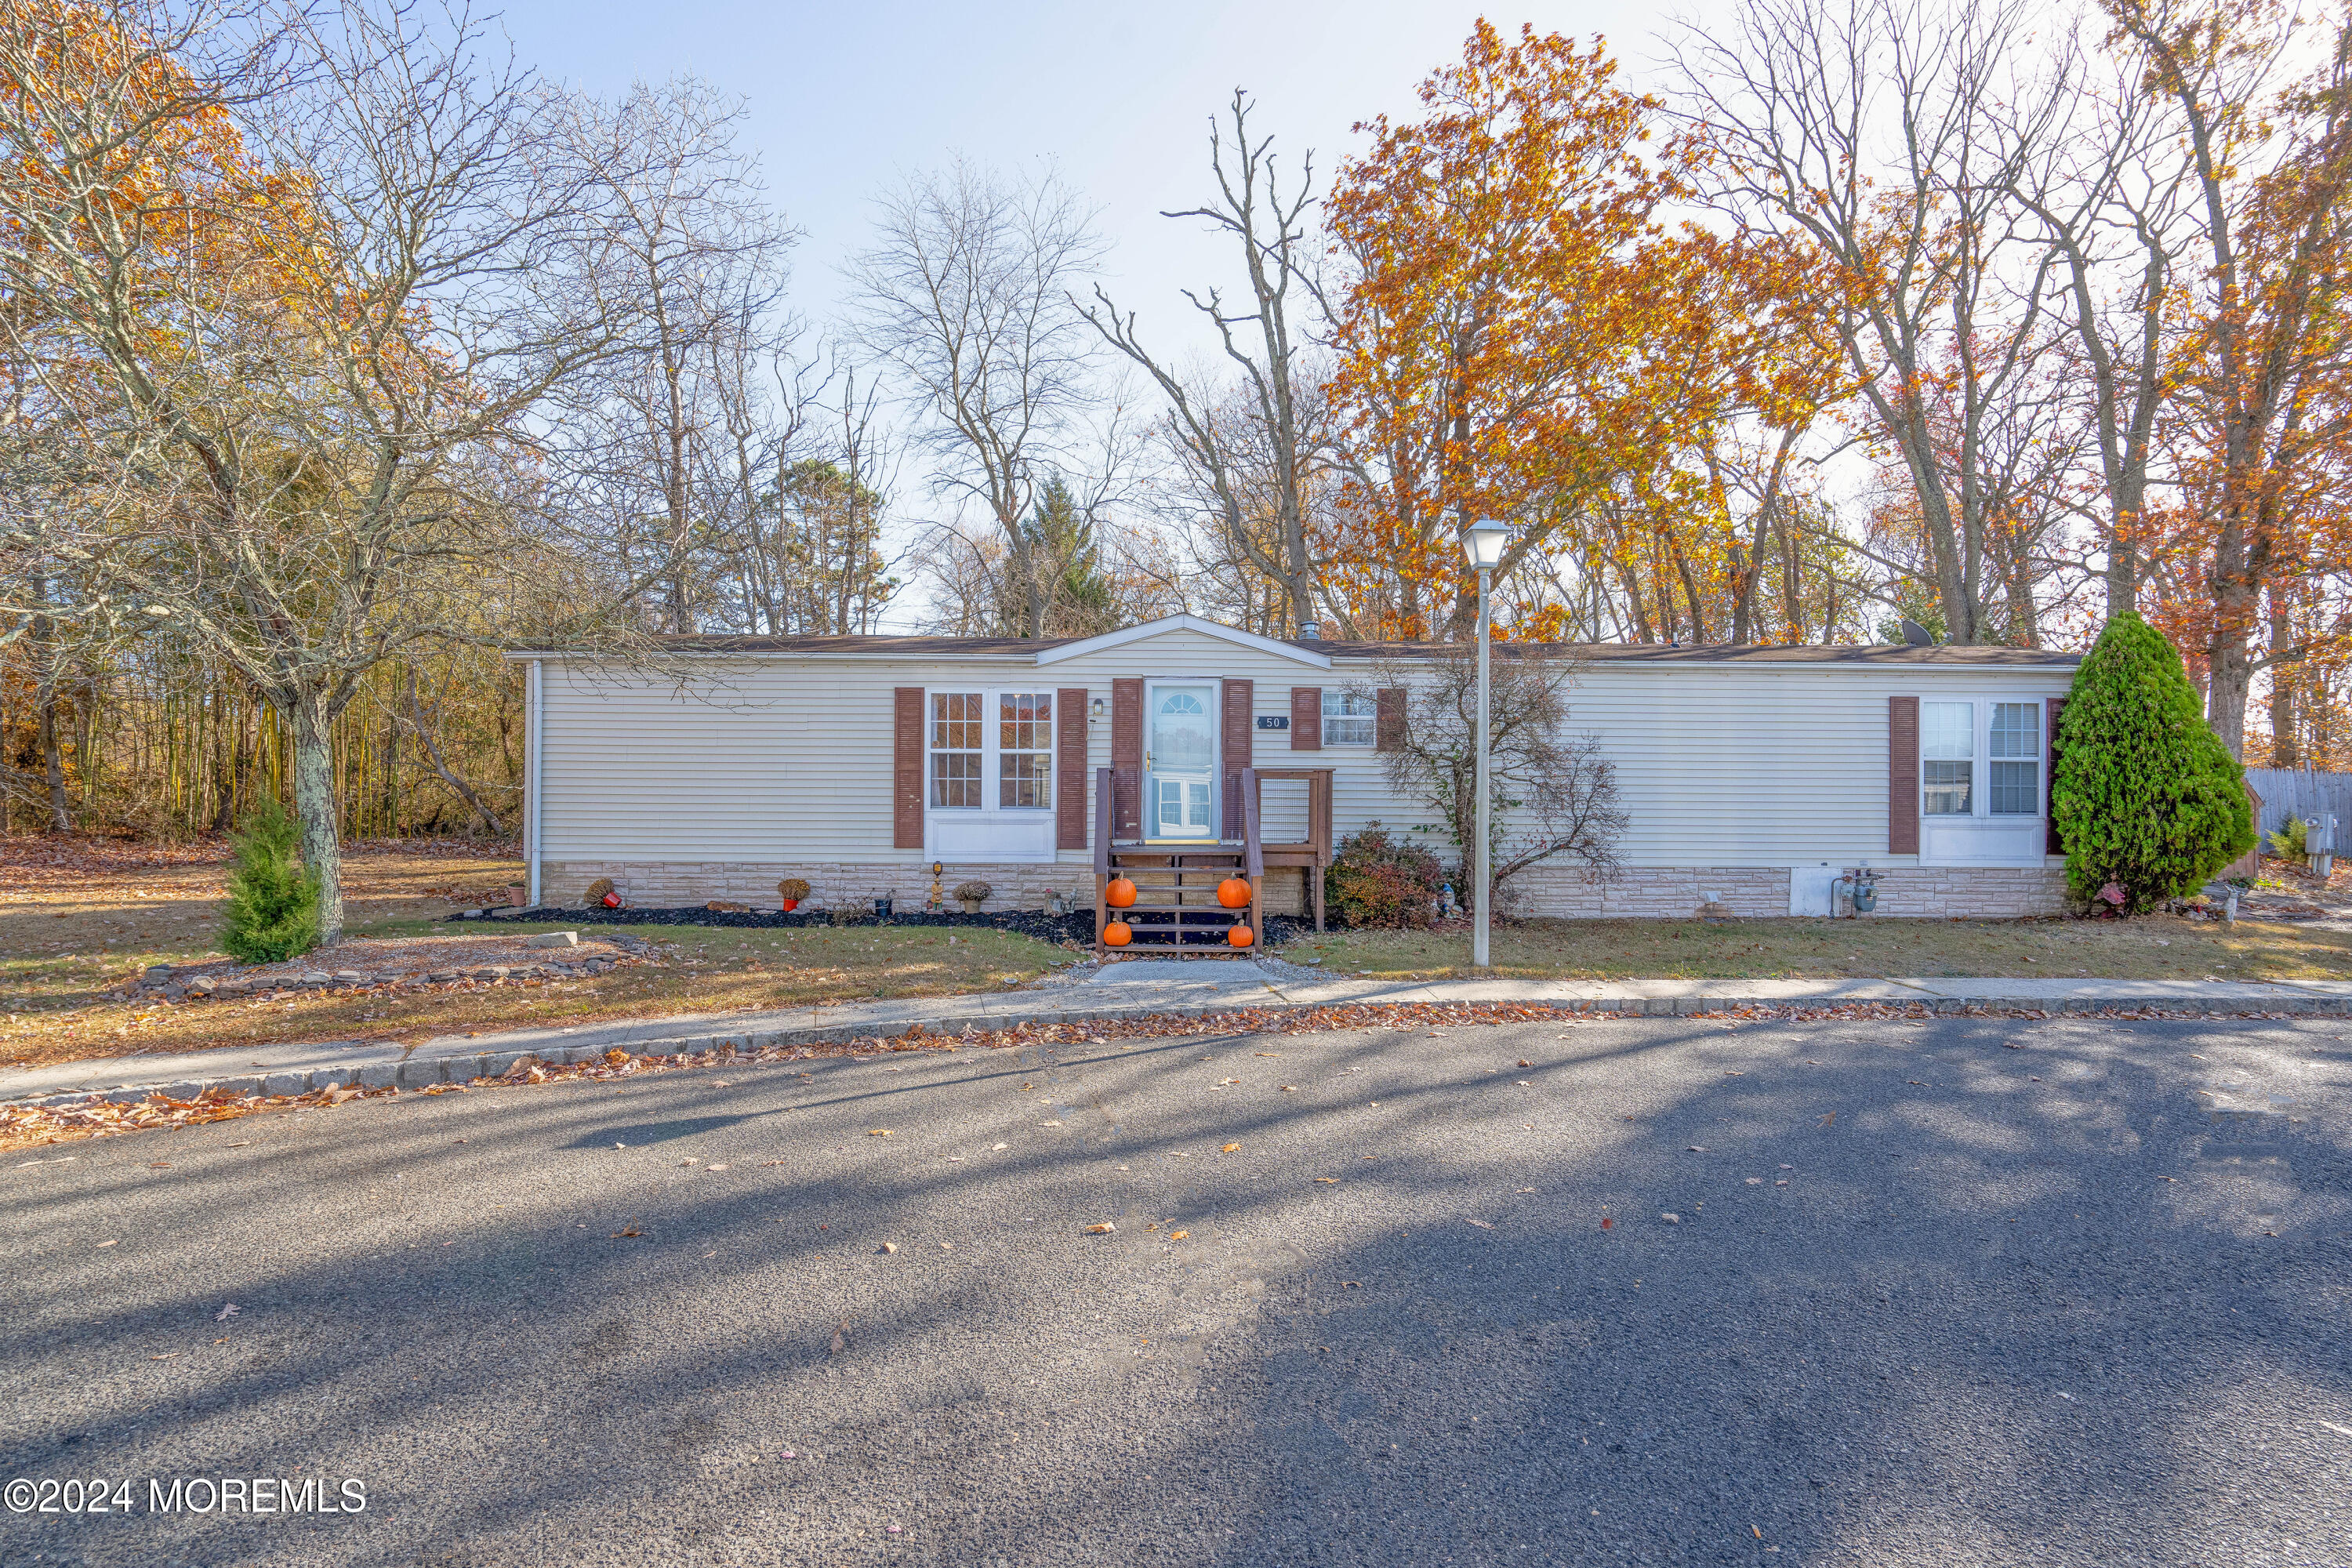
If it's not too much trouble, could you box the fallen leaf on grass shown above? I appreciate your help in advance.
[1819,1112,1836,1127]
[148,1161,171,1168]
[1465,1218,1493,1229]
[611,1228,641,1239]
[1599,1218,1613,1230]
[1221,1142,1240,1152]
[867,1129,891,1137]
[1340,1279,1360,1288]
[150,1353,178,1361]
[1169,1230,1189,1240]
[1315,1177,1337,1183]
[1085,1222,1116,1234]
[1518,1059,1531,1068]
[214,1303,238,1321]
[96,1239,118,1247]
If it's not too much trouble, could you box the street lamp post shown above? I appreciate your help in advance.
[1465,520,1511,968]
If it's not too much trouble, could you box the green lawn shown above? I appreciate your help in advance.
[1283,913,2352,982]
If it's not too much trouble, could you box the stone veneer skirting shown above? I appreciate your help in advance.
[541,861,2071,920]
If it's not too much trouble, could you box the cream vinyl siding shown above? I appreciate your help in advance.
[528,629,2071,868]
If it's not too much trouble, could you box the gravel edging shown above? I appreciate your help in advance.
[11,990,2352,1111]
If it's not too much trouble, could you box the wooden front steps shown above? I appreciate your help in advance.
[1093,770,1265,953]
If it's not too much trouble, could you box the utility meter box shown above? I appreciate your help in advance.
[1788,865,1838,917]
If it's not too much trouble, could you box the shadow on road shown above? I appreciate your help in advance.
[3,1014,2347,1566]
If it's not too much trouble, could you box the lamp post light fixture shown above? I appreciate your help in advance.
[1465,518,1511,968]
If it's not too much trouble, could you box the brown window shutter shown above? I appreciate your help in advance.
[2045,696,2065,855]
[1056,687,1087,851]
[893,688,925,850]
[1290,686,1322,750]
[1111,678,1142,840]
[1375,687,1407,752]
[1888,695,1919,855]
[1221,679,1254,838]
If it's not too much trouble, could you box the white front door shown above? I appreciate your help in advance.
[1147,681,1218,840]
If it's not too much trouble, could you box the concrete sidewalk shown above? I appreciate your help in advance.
[9,961,2351,1108]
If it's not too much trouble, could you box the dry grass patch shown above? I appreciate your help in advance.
[2,838,1073,1071]
[1287,912,2352,982]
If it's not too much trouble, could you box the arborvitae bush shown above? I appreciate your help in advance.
[220,800,321,963]
[2051,613,2253,913]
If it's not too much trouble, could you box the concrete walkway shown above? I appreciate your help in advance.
[9,960,2352,1108]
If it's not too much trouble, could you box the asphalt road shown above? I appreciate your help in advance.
[3,1011,2348,1567]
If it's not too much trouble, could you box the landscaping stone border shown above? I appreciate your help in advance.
[124,933,655,1002]
[14,990,2352,1112]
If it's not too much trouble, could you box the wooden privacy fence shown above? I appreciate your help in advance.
[2245,768,2352,841]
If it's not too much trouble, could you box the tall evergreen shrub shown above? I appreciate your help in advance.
[2051,613,2253,913]
[221,800,321,963]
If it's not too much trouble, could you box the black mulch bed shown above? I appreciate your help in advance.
[451,905,1313,949]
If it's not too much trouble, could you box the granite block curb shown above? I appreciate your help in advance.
[12,989,2350,1112]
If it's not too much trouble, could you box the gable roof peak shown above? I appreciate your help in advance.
[1033,614,1332,669]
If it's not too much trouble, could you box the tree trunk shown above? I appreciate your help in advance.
[2268,589,2299,766]
[36,685,69,832]
[286,693,346,943]
[31,588,70,833]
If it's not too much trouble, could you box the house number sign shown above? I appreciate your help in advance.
[1256,716,1289,731]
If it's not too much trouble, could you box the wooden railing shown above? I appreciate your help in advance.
[1240,767,1264,880]
[1094,768,1114,877]
[1250,768,1334,866]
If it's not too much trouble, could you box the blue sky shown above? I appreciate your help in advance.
[486,0,1698,355]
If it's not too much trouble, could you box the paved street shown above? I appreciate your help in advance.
[4,1011,2348,1566]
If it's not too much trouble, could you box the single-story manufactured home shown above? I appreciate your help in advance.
[507,614,2082,934]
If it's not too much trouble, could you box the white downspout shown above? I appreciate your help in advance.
[526,658,543,907]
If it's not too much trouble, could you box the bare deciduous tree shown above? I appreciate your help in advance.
[543,74,800,635]
[1083,91,1330,635]
[1674,0,2076,644]
[847,161,1102,637]
[1366,644,1624,909]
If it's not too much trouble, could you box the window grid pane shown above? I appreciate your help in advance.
[1923,760,1973,815]
[1323,690,1377,747]
[1923,702,1974,759]
[931,691,983,808]
[996,691,1052,810]
[1991,760,2038,815]
[1990,702,2040,757]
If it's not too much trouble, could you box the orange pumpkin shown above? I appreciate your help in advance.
[1103,921,1134,947]
[1227,924,1255,948]
[1216,877,1251,909]
[1105,877,1138,908]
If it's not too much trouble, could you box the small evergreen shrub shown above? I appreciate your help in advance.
[1328,822,1444,928]
[220,800,321,964]
[2267,817,2307,862]
[2051,613,2254,914]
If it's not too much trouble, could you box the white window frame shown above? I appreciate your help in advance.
[924,687,1058,863]
[1918,695,2048,867]
[1322,689,1377,747]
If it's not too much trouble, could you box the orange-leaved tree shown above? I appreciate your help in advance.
[1323,22,1714,641]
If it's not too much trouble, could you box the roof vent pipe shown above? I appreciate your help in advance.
[1298,622,1319,641]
